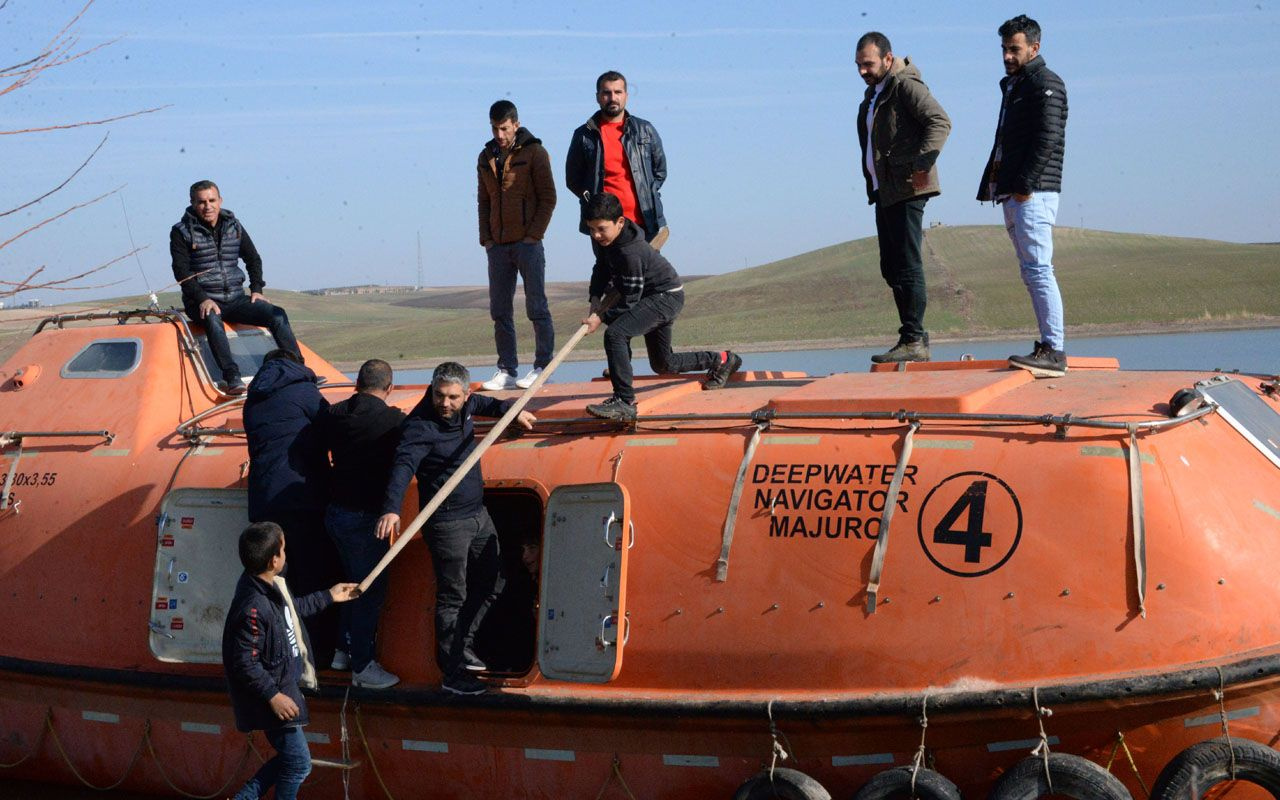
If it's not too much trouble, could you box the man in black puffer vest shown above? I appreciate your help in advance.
[978,15,1070,378]
[171,180,301,395]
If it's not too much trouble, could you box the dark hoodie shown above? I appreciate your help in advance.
[477,127,557,245]
[321,392,406,512]
[244,358,329,521]
[588,218,683,323]
[381,391,513,522]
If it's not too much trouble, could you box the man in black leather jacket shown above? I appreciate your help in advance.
[565,70,667,243]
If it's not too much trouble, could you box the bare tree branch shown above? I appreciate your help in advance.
[0,105,168,135]
[0,133,107,218]
[0,248,142,298]
[0,186,120,252]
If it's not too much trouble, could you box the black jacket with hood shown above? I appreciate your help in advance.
[588,218,682,324]
[244,358,330,522]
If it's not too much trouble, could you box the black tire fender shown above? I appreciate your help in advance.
[852,765,962,800]
[732,767,832,800]
[1150,737,1280,799]
[987,753,1132,800]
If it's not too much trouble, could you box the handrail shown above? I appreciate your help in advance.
[0,429,114,445]
[174,381,357,442]
[473,403,1219,435]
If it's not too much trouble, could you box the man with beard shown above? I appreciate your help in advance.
[855,32,951,364]
[978,14,1070,377]
[376,362,536,695]
[565,70,668,244]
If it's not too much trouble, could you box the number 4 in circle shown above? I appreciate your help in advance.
[933,480,993,564]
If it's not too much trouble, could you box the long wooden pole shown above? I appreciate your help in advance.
[357,320,596,592]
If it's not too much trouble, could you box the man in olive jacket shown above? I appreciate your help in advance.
[477,100,557,392]
[855,32,951,364]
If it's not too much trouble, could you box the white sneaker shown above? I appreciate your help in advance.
[515,367,543,389]
[329,650,350,671]
[352,660,400,689]
[481,370,518,391]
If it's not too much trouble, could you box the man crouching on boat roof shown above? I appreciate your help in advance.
[581,192,740,421]
[376,362,535,695]
[171,180,302,396]
[222,522,359,800]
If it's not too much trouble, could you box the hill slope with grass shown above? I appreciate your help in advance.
[3,226,1277,367]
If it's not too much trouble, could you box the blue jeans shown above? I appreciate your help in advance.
[184,293,300,383]
[487,242,554,374]
[1002,192,1064,350]
[324,504,390,673]
[233,725,311,800]
[425,509,504,676]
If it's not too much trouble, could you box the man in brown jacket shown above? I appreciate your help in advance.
[477,100,557,390]
[856,32,951,363]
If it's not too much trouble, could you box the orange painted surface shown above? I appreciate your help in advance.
[1,313,1279,799]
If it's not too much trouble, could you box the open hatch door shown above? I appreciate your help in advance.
[149,488,248,663]
[538,482,632,683]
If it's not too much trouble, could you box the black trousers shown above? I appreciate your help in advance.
[873,195,928,343]
[424,509,504,677]
[603,290,718,404]
[184,293,301,384]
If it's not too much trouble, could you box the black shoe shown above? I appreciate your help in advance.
[586,396,637,421]
[461,649,487,672]
[704,351,742,390]
[222,381,247,397]
[870,340,930,364]
[1008,341,1067,378]
[442,672,488,696]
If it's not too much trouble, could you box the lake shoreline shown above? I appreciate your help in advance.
[334,317,1280,373]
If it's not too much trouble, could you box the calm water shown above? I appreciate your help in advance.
[391,328,1280,386]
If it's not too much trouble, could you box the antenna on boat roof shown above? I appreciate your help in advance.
[119,194,158,310]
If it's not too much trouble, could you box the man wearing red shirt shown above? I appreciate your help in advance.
[566,70,667,244]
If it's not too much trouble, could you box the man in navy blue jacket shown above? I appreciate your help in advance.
[376,362,535,695]
[223,522,358,800]
[244,349,342,668]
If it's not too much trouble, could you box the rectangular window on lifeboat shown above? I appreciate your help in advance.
[194,328,275,384]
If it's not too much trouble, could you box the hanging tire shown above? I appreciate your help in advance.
[732,767,832,800]
[987,753,1131,800]
[852,765,961,800]
[1150,737,1280,799]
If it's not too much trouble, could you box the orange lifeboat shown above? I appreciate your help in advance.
[2,309,1280,799]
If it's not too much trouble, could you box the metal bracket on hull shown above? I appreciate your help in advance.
[865,421,920,614]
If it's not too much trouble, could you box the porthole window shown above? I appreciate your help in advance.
[60,338,143,378]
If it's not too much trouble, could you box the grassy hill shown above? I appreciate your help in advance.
[3,226,1278,368]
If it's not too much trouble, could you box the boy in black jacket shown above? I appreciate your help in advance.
[581,192,740,421]
[223,522,359,800]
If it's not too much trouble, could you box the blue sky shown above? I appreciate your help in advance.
[2,1,1277,303]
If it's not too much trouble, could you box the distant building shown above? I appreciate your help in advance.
[300,285,418,296]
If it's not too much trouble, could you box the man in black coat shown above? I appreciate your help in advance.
[222,522,358,800]
[978,14,1070,377]
[244,349,341,667]
[376,362,535,695]
[320,359,405,688]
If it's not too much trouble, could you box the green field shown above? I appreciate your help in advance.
[4,226,1278,368]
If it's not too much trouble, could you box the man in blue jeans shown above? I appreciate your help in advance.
[978,14,1069,377]
[320,359,404,689]
[223,522,358,800]
[377,362,536,695]
[171,180,302,395]
[477,100,557,391]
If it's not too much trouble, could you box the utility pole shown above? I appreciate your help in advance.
[416,230,423,291]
